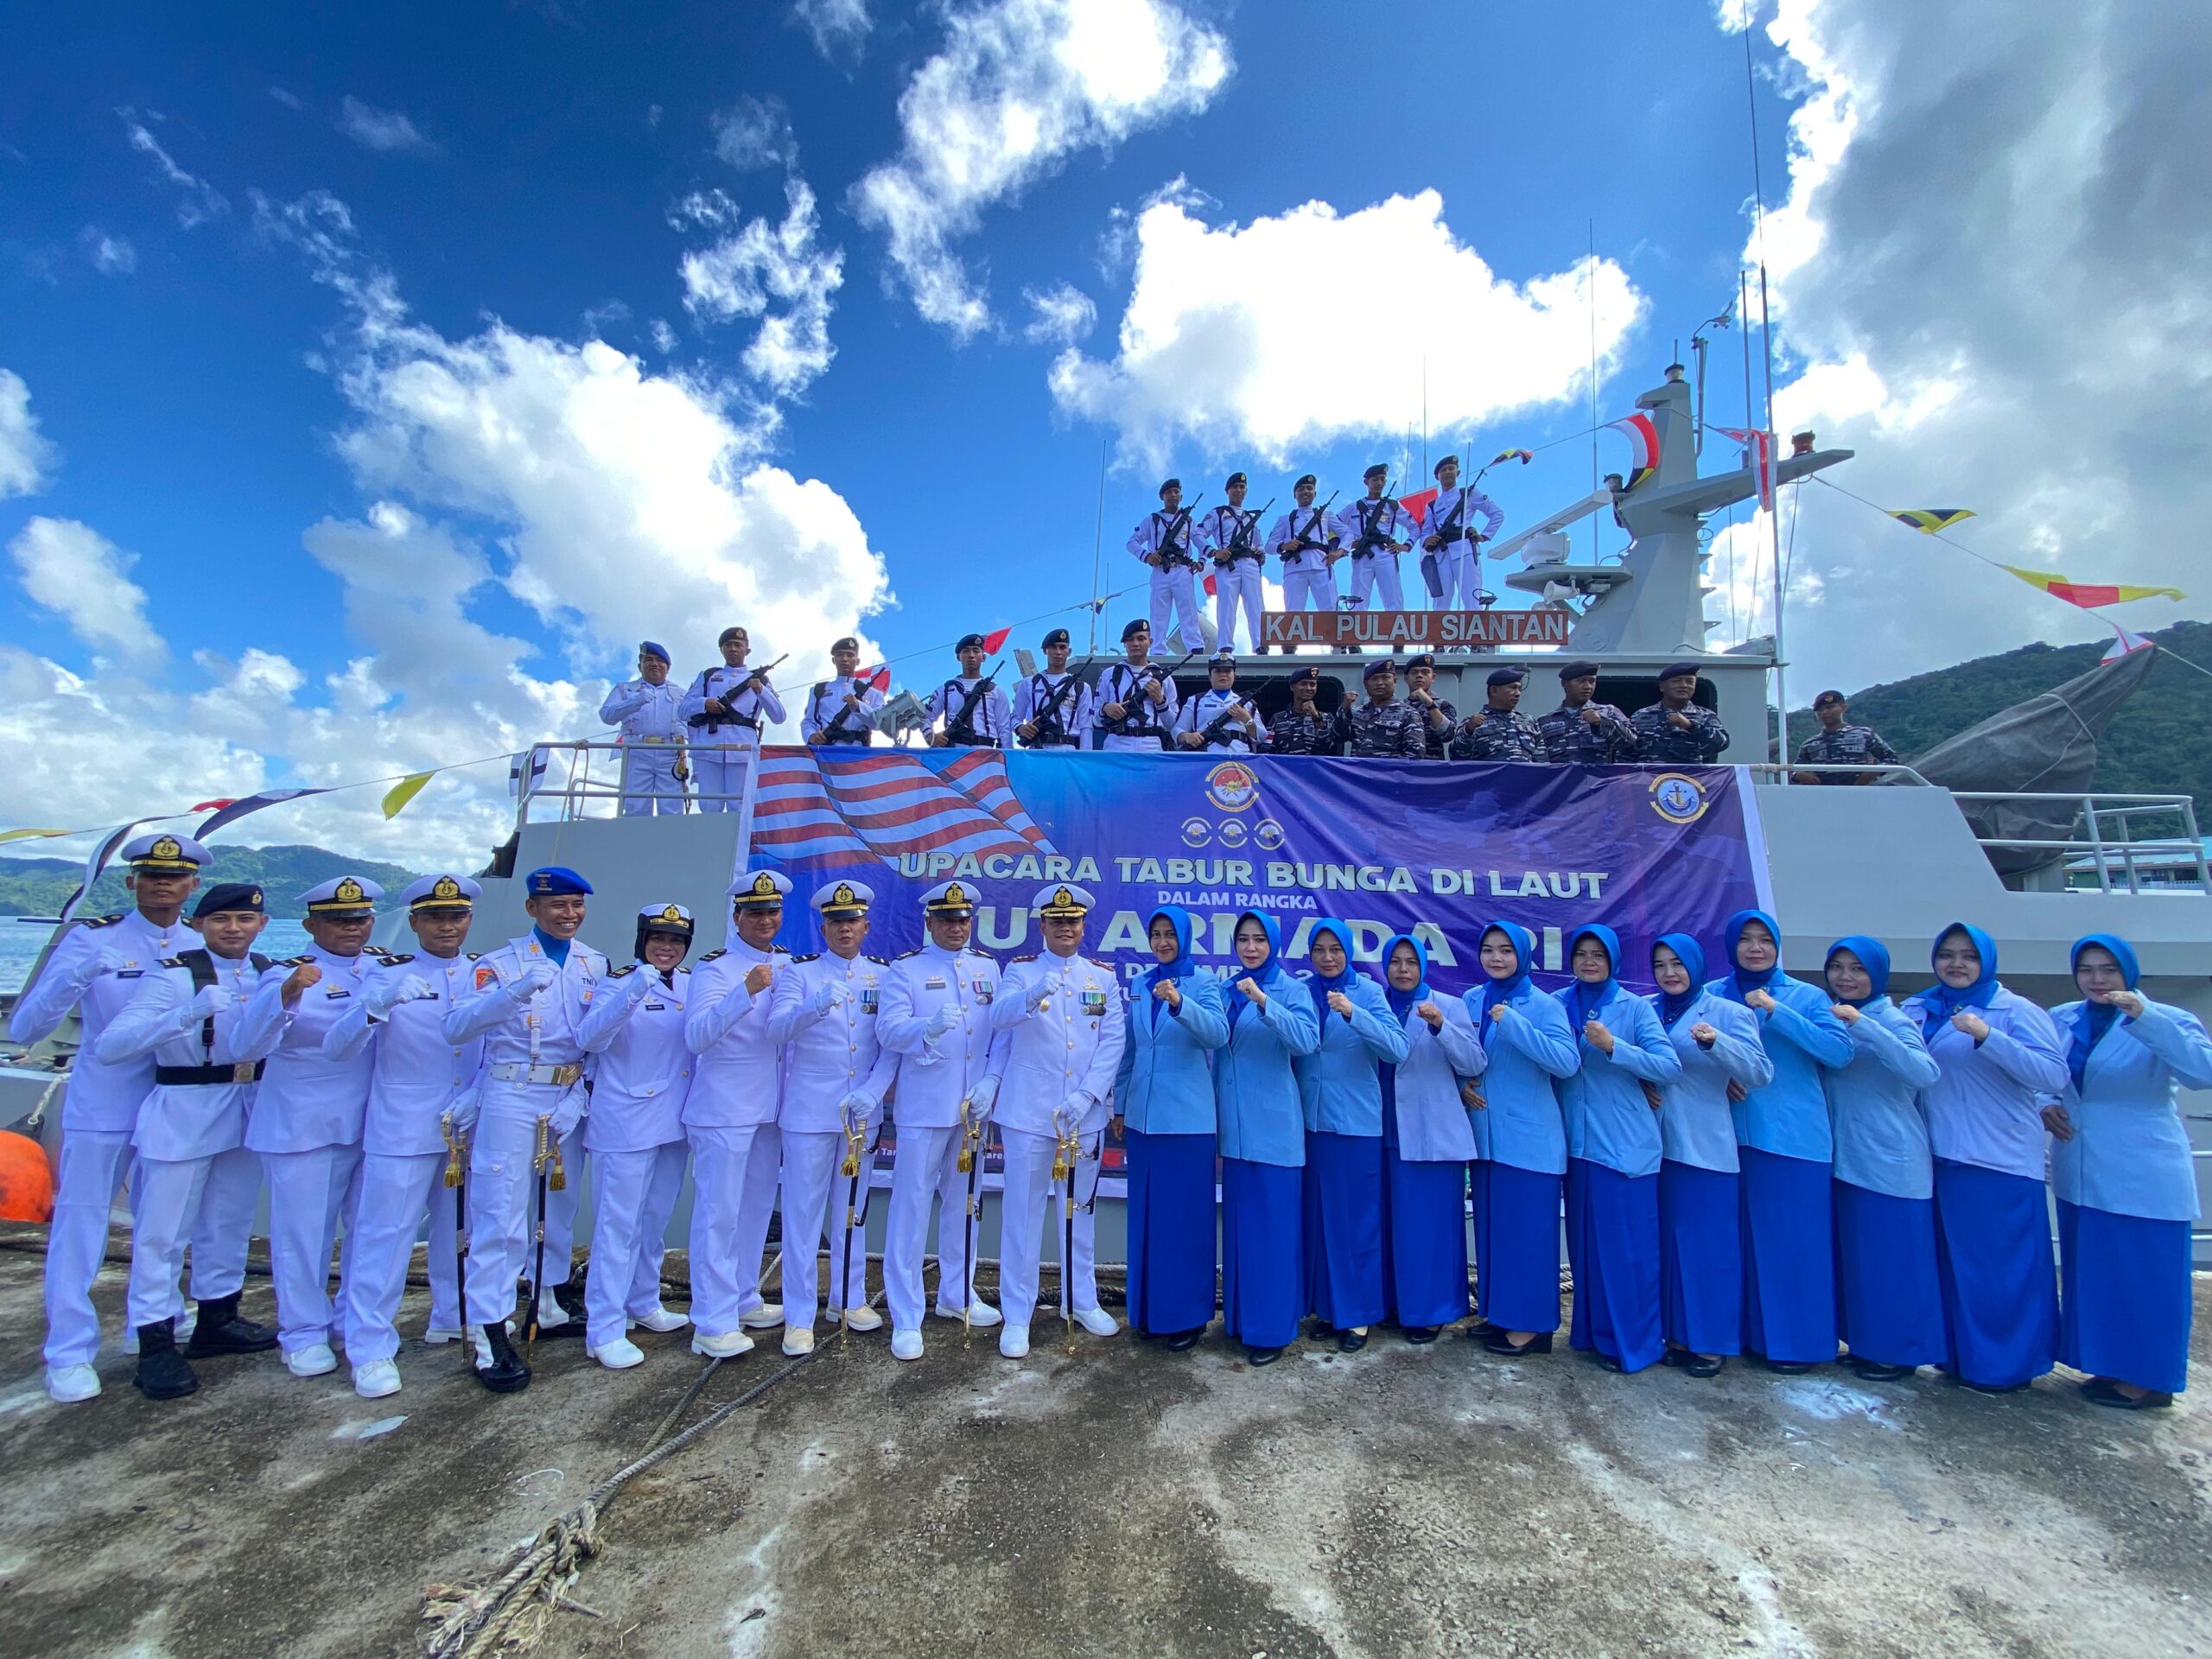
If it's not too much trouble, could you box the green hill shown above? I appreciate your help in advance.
[0,843,421,919]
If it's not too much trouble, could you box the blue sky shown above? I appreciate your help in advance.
[3,1,2202,863]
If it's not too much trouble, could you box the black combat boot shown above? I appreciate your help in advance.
[475,1321,532,1394]
[134,1321,200,1400]
[185,1292,279,1357]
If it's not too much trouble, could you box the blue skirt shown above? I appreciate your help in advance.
[1304,1130,1385,1330]
[1470,1160,1561,1334]
[1659,1160,1740,1357]
[1221,1156,1305,1351]
[1834,1179,1948,1369]
[1125,1128,1218,1337]
[1738,1147,1839,1365]
[2058,1199,2190,1395]
[1567,1159,1663,1373]
[1933,1158,2056,1389]
[1382,1147,1470,1329]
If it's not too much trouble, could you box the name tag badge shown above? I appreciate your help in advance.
[325,988,350,1000]
[925,976,948,990]
[645,1001,666,1013]
[118,969,144,979]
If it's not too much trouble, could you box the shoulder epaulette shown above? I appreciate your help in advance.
[1011,953,1039,964]
[158,957,183,969]
[967,948,995,962]
[609,963,637,977]
[893,948,923,960]
[467,951,481,960]
[791,952,821,963]
[86,913,126,929]
[773,944,791,955]
[697,948,727,963]
[865,954,888,965]
[379,952,416,966]
[281,955,313,967]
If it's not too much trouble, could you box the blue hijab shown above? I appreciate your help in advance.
[2068,931,2139,1092]
[1227,910,1286,1032]
[1308,918,1358,1017]
[1382,931,1430,1021]
[1477,919,1535,1025]
[1716,907,1784,1004]
[1567,925,1619,1027]
[1654,932,1706,1029]
[1919,921,2000,1039]
[1824,934,1891,1008]
[1141,906,1196,1031]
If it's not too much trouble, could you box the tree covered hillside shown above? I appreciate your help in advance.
[0,844,421,918]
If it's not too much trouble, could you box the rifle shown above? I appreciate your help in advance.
[687,653,790,731]
[944,659,1005,747]
[1197,696,1256,750]
[1278,490,1340,560]
[1346,488,1402,561]
[1153,498,1205,571]
[817,677,874,744]
[1109,650,1199,737]
[1021,657,1094,748]
[1211,499,1274,567]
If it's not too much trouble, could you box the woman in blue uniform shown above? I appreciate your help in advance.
[1713,908,1852,1374]
[2044,933,2212,1408]
[1296,918,1409,1352]
[1648,933,1770,1377]
[1901,923,2068,1394]
[1463,920,1578,1357]
[1821,936,1947,1382]
[1214,911,1321,1365]
[1554,925,1681,1374]
[1378,933,1482,1342]
[1113,906,1230,1352]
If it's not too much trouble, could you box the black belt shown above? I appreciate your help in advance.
[156,1060,264,1086]
[950,735,1002,748]
[1028,736,1083,748]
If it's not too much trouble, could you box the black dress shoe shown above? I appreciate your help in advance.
[1481,1329,1552,1357]
[1338,1329,1369,1353]
[1764,1358,1816,1376]
[1847,1354,1914,1382]
[1246,1344,1284,1367]
[475,1321,532,1394]
[185,1293,278,1357]
[1161,1328,1204,1352]
[133,1321,200,1401]
[1588,1350,1624,1373]
[1955,1374,2030,1396]
[1403,1325,1440,1345]
[1683,1352,1725,1379]
[2082,1377,2173,1410]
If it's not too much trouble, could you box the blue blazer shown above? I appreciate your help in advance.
[1713,974,1852,1161]
[1295,971,1411,1136]
[1554,984,1682,1179]
[1823,997,1941,1199]
[1112,970,1230,1136]
[1901,986,2067,1181]
[2049,998,2212,1222]
[1461,982,1577,1175]
[1649,990,1770,1173]
[1389,999,1484,1163]
[1213,973,1321,1167]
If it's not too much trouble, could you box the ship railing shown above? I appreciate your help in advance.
[512,740,761,834]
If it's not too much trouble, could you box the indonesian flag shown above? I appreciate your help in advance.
[1398,486,1440,527]
[1606,412,1661,491]
[1717,427,1774,512]
[1202,572,1218,597]
[980,626,1012,654]
[1999,566,2186,609]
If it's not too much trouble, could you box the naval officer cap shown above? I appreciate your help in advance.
[639,639,670,664]
[921,880,976,918]
[526,867,593,898]
[1041,626,1071,649]
[123,832,212,874]
[1224,471,1247,489]
[814,879,874,918]
[729,869,791,909]
[1033,883,1096,919]
[1658,660,1703,683]
[404,874,480,913]
[1487,666,1529,687]
[1362,657,1397,681]
[301,874,382,914]
[194,882,264,918]
[1557,659,1600,680]
[638,901,695,937]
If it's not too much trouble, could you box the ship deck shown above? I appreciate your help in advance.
[3,1229,2209,1658]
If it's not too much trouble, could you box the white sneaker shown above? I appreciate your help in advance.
[352,1359,402,1400]
[739,1303,785,1331]
[422,1326,466,1345]
[782,1326,816,1357]
[691,1330,756,1358]
[287,1343,338,1378]
[842,1305,883,1332]
[590,1338,646,1370]
[935,1300,1003,1328]
[533,1300,571,1331]
[999,1324,1031,1359]
[45,1363,100,1404]
[890,1328,924,1362]
[629,1306,690,1333]
[1074,1306,1120,1338]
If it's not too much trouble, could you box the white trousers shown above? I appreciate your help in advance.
[1147,566,1203,654]
[340,1149,463,1363]
[995,1125,1103,1328]
[585,1141,688,1348]
[43,1129,132,1369]
[883,1123,976,1333]
[1440,543,1482,609]
[264,1144,363,1356]
[1346,553,1404,611]
[688,1122,767,1338]
[780,1128,877,1329]
[1283,562,1337,614]
[124,1145,260,1331]
[462,1090,575,1326]
[734,1121,780,1314]
[618,743,687,817]
[690,741,755,814]
[1213,560,1266,652]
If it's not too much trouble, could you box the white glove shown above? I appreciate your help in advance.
[924,1006,957,1039]
[395,973,434,1005]
[446,1090,481,1135]
[510,960,558,1001]
[967,1075,1001,1120]
[187,982,232,1020]
[837,1090,873,1132]
[823,980,850,1010]
[73,948,127,988]
[626,967,661,1001]
[549,1093,585,1138]
[1030,983,1054,1012]
[365,973,433,1018]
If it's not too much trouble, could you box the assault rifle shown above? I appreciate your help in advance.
[1277,490,1340,560]
[817,676,876,744]
[686,653,789,732]
[1197,696,1256,750]
[944,659,1005,747]
[1109,651,1200,739]
[1020,657,1094,748]
[1345,489,1402,561]
[1211,499,1274,567]
[1153,498,1205,571]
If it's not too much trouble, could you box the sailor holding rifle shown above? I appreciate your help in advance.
[925,634,1013,748]
[1094,619,1183,753]
[1199,472,1271,654]
[1268,474,1341,618]
[1174,651,1264,753]
[679,626,785,810]
[804,636,886,747]
[1128,476,1205,652]
[1417,455,1503,613]
[1333,465,1412,613]
[1013,627,1095,749]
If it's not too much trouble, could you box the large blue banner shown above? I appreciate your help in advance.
[750,747,1770,995]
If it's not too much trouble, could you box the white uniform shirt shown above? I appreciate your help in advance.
[1419,484,1503,549]
[1012,671,1095,747]
[679,664,787,735]
[876,943,1001,1130]
[92,946,276,1161]
[769,950,897,1134]
[987,950,1128,1139]
[803,677,886,743]
[1127,510,1202,566]
[1267,504,1339,574]
[1198,503,1268,564]
[323,952,487,1158]
[1094,660,1181,741]
[925,676,1013,746]
[238,945,383,1154]
[8,911,195,1133]
[682,939,788,1128]
[578,963,695,1152]
[1334,495,1410,558]
[598,677,687,742]
[1174,687,1261,752]
[441,932,608,1079]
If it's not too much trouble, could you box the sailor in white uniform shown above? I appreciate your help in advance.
[803,635,885,747]
[1198,472,1268,654]
[683,870,795,1357]
[1173,651,1263,753]
[1012,627,1095,749]
[235,874,389,1379]
[1093,619,1182,753]
[925,633,1014,748]
[1128,476,1205,652]
[10,831,211,1404]
[1333,464,1411,612]
[575,904,699,1369]
[322,874,486,1399]
[677,625,786,812]
[91,880,283,1400]
[439,865,607,1392]
[1268,474,1341,617]
[1416,455,1503,612]
[986,884,1128,1358]
[874,880,1004,1359]
[597,639,690,816]
[769,880,897,1354]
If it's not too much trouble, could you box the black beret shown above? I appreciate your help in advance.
[1363,657,1396,681]
[1224,472,1247,489]
[1813,688,1846,705]
[1363,463,1388,480]
[1287,665,1319,685]
[957,632,986,652]
[1121,618,1150,642]
[1487,667,1529,687]
[1294,474,1317,490]
[194,882,265,918]
[1404,652,1436,670]
[831,635,858,652]
[1042,627,1071,649]
[1158,477,1180,495]
[1557,659,1600,680]
[717,625,747,644]
[1659,661,1702,681]
[1433,454,1459,477]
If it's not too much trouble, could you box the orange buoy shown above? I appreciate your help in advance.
[0,1128,55,1224]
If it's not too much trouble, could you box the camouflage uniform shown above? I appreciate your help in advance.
[1535,701,1639,763]
[1795,722,1900,782]
[1629,702,1730,764]
[1342,700,1429,760]
[1407,694,1459,760]
[1267,708,1339,756]
[1455,707,1547,761]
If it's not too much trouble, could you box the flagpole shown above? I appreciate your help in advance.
[1744,22,1788,767]
[1088,436,1108,654]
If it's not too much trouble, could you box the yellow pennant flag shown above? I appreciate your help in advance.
[1999,566,2185,609]
[0,827,72,843]
[381,772,435,819]
[1888,508,1975,534]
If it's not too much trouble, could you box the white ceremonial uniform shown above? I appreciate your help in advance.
[1093,660,1181,753]
[875,943,1001,1334]
[10,910,195,1370]
[678,664,786,813]
[1128,509,1205,652]
[683,940,790,1338]
[925,675,1014,748]
[598,677,690,817]
[92,947,276,1333]
[441,931,607,1328]
[1268,505,1340,616]
[803,677,886,746]
[1199,504,1268,652]
[1420,485,1503,610]
[577,964,695,1350]
[769,951,897,1329]
[1174,686,1262,753]
[236,944,383,1358]
[326,952,486,1363]
[1012,671,1095,749]
[987,950,1128,1330]
[1333,495,1410,611]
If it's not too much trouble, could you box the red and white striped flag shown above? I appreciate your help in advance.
[1717,427,1775,512]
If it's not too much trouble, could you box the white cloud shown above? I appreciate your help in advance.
[1021,280,1096,344]
[1050,188,1643,469]
[119,110,229,226]
[672,180,844,394]
[337,96,442,156]
[0,368,58,497]
[79,227,137,275]
[268,86,308,111]
[8,517,164,663]
[851,0,1232,339]
[710,96,796,172]
[790,0,872,60]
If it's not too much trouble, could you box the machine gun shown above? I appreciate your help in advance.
[1211,499,1274,567]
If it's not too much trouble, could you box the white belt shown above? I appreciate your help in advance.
[490,1060,584,1087]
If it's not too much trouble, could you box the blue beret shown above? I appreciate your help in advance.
[1557,659,1600,679]
[194,882,264,918]
[1287,665,1319,684]
[1659,661,1702,682]
[1295,474,1317,490]
[526,867,593,897]
[1363,463,1388,480]
[1487,667,1528,687]
[1224,472,1247,489]
[639,640,669,663]
[1362,657,1397,681]
[1433,454,1459,477]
